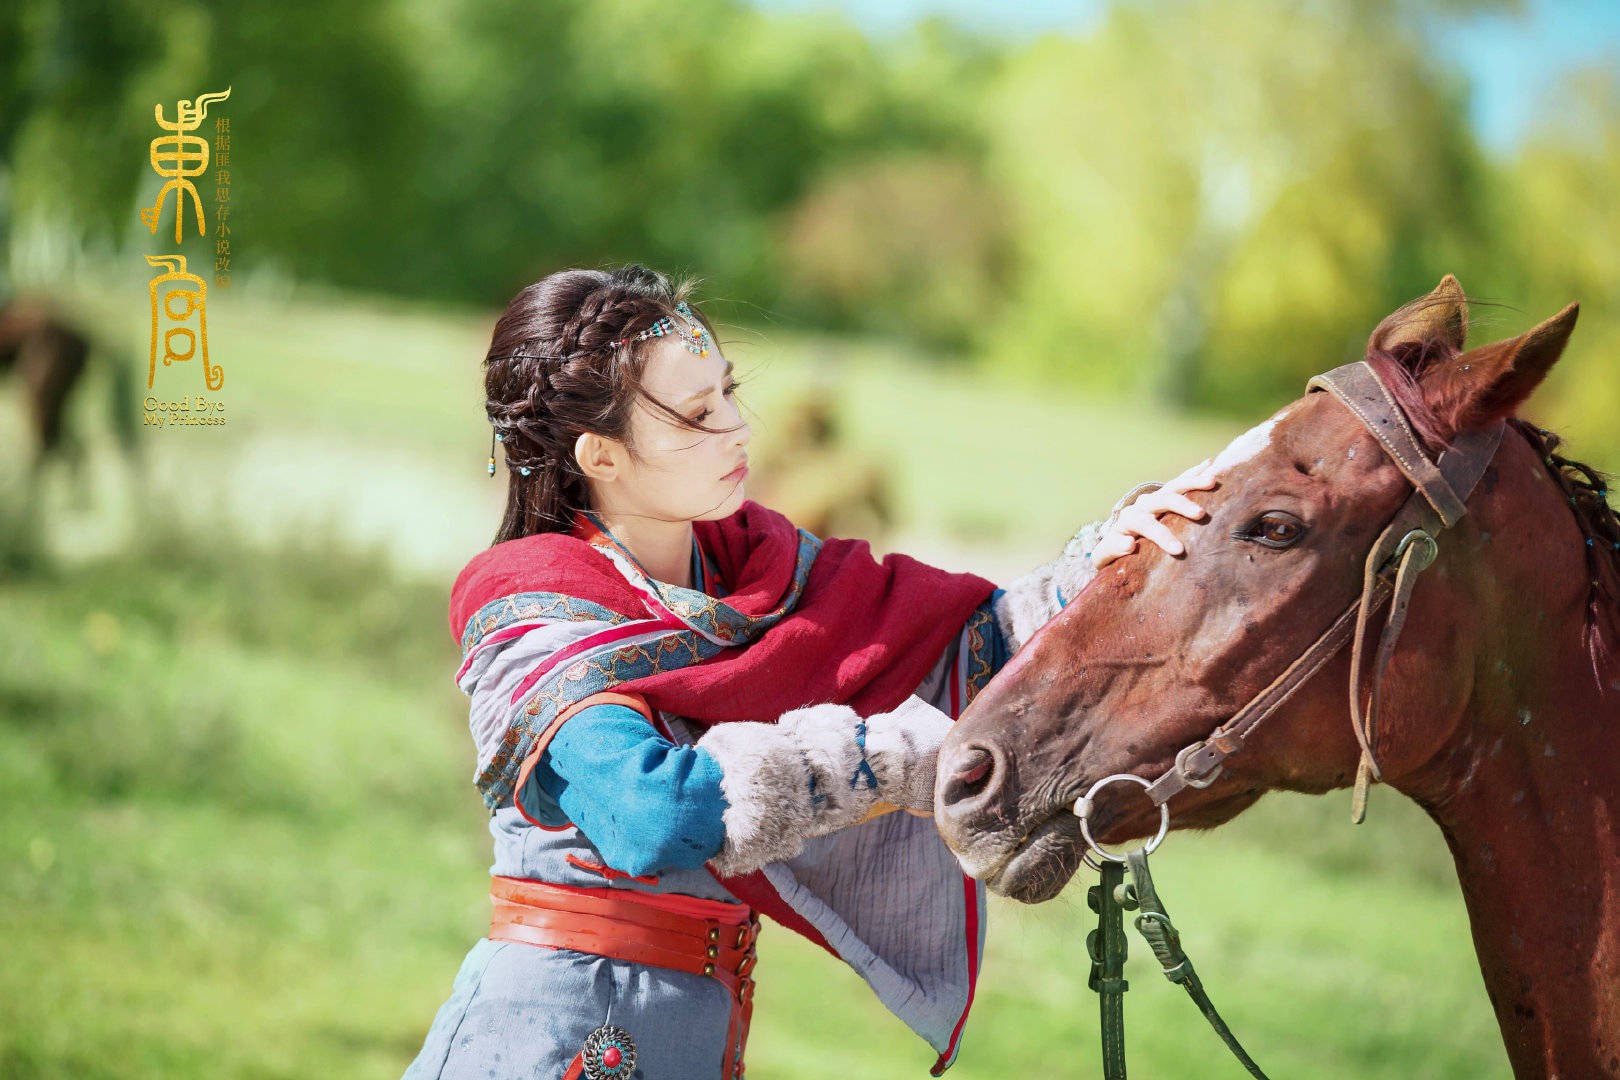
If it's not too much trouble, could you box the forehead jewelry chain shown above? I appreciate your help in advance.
[610,301,710,357]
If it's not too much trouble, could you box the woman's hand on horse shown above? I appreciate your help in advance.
[1091,460,1219,569]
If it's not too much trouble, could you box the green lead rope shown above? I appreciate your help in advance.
[1086,851,1272,1080]
[1086,860,1130,1080]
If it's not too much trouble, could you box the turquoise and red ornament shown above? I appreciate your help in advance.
[582,1024,636,1079]
[674,301,710,357]
[608,303,711,358]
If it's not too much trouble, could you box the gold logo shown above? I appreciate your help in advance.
[145,255,220,392]
[139,87,232,244]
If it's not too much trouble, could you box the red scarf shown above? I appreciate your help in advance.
[449,501,995,723]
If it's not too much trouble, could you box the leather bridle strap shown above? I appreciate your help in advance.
[1307,363,1470,526]
[1143,361,1504,813]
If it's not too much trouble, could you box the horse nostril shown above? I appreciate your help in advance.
[959,752,992,787]
[943,746,996,805]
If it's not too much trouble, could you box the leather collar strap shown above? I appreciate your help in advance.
[1144,361,1504,811]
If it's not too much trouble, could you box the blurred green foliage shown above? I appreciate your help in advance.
[5,0,1617,463]
[982,2,1496,401]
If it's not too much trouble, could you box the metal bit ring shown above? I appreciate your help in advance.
[1073,773,1170,865]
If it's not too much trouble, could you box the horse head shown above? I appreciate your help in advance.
[936,276,1591,905]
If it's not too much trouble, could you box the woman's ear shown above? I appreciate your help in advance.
[574,431,623,483]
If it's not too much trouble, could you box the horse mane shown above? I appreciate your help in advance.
[1366,339,1620,691]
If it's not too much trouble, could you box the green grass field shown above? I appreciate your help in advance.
[0,276,1511,1078]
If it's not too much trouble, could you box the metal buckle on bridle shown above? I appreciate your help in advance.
[1387,529,1438,576]
[1173,740,1223,789]
[1074,772,1171,870]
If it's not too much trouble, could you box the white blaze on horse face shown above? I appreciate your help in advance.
[1209,403,1296,479]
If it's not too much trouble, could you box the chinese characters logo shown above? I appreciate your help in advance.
[140,87,231,428]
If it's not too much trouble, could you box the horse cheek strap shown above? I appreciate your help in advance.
[1312,365,1504,822]
[1141,362,1504,822]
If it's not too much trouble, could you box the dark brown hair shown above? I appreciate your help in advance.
[483,264,729,544]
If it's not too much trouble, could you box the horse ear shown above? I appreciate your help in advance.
[1423,302,1579,436]
[1368,274,1468,356]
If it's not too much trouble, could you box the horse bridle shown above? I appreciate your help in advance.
[1075,359,1506,858]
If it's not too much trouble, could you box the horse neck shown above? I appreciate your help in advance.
[1401,428,1620,1075]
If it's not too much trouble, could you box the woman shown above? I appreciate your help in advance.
[404,264,1212,1080]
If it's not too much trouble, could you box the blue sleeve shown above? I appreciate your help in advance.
[516,702,730,878]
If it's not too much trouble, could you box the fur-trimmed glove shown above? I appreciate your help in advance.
[695,695,953,878]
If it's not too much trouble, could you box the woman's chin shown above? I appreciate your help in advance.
[697,485,746,521]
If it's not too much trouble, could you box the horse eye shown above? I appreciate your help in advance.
[1244,512,1306,549]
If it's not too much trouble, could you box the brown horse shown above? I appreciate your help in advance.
[935,277,1620,1078]
[0,295,141,485]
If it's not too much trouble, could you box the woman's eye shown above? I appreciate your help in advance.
[1242,512,1306,549]
[692,408,713,423]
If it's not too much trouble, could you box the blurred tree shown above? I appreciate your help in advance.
[1493,63,1620,467]
[980,0,1510,409]
[1,0,170,289]
[777,152,1011,348]
[187,0,428,294]
[0,0,426,298]
[772,17,1010,347]
[392,0,986,310]
[1,0,1007,322]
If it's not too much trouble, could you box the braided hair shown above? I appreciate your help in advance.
[483,264,726,544]
[1510,418,1620,683]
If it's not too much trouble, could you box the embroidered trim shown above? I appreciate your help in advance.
[460,591,631,656]
[960,600,998,705]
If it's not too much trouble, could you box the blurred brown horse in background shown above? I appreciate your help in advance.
[936,277,1620,1078]
[0,295,141,499]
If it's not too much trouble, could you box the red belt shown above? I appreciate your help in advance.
[489,876,759,1080]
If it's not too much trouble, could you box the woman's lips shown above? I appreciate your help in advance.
[723,463,749,484]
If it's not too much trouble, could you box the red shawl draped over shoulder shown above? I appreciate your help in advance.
[449,501,995,723]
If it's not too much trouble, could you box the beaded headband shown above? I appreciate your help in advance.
[619,301,710,358]
[485,302,713,476]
